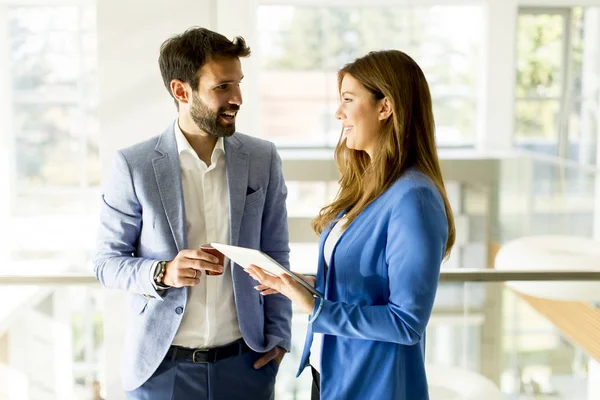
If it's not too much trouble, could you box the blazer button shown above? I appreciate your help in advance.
[175,306,184,315]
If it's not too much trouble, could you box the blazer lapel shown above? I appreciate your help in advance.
[224,136,249,247]
[153,124,186,251]
[316,226,329,295]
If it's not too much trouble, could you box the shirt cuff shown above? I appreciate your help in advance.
[308,297,324,323]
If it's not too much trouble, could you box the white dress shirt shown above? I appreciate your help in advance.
[170,120,242,349]
[311,216,347,373]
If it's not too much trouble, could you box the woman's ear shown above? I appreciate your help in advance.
[378,97,393,121]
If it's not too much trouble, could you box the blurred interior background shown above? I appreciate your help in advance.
[1,0,600,399]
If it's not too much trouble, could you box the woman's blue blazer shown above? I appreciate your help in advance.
[297,169,449,400]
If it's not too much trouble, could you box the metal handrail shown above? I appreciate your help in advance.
[2,269,600,285]
[438,269,600,282]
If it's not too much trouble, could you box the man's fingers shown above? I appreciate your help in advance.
[197,260,224,274]
[253,350,275,369]
[179,258,223,274]
[179,249,220,264]
[184,268,201,279]
[179,249,201,259]
[176,277,201,287]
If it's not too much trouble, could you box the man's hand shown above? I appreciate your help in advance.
[162,249,224,288]
[253,346,286,370]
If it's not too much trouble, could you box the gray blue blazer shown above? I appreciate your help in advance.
[93,122,292,391]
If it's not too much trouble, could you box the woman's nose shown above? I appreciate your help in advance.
[335,105,345,120]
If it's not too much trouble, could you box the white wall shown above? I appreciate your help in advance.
[97,0,218,166]
[478,0,518,152]
[0,4,12,251]
[96,1,216,397]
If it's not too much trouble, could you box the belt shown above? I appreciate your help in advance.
[166,339,250,364]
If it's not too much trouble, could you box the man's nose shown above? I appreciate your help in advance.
[229,86,242,106]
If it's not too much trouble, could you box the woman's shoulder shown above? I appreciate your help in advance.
[384,168,447,220]
[379,168,445,211]
[389,168,440,196]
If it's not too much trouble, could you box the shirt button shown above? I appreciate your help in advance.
[175,306,184,315]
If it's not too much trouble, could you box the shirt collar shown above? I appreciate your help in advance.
[174,119,225,160]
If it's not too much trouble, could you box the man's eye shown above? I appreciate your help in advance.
[216,84,228,90]
[343,98,352,103]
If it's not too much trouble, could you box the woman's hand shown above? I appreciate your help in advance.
[254,273,316,295]
[245,266,316,314]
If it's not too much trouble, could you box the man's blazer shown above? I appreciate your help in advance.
[93,122,291,391]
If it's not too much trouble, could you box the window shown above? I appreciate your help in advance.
[6,5,99,272]
[515,7,600,165]
[256,5,484,148]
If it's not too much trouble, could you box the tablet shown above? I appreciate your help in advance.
[211,242,323,298]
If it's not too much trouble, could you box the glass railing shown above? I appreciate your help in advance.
[0,282,104,400]
[429,273,600,400]
[1,150,598,399]
[2,271,600,400]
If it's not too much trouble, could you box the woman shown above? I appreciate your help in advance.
[246,50,455,400]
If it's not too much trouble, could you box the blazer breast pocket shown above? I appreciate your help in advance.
[244,187,265,217]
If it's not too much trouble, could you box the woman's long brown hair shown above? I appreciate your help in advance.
[312,50,455,258]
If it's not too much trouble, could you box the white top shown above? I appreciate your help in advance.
[323,216,347,268]
[311,216,347,373]
[171,120,242,348]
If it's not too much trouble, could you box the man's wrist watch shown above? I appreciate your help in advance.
[153,261,169,287]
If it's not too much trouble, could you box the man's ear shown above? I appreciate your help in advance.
[378,97,393,121]
[171,79,191,106]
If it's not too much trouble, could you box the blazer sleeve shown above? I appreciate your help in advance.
[310,186,448,344]
[260,143,293,351]
[93,151,164,299]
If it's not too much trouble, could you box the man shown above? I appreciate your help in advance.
[93,27,291,399]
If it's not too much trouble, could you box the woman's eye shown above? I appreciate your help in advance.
[343,98,352,103]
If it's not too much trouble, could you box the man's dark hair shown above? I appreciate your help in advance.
[159,27,251,104]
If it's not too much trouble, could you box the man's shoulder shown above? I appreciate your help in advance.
[117,123,175,161]
[119,135,161,159]
[231,132,275,154]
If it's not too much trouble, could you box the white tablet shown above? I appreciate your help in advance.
[211,242,323,298]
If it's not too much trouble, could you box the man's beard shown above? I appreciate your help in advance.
[190,92,238,138]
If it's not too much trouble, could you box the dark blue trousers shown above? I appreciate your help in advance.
[126,347,278,400]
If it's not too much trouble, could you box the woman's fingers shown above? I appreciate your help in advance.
[246,265,311,301]
[280,273,304,289]
[253,284,280,295]
[259,288,279,296]
[246,266,281,288]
